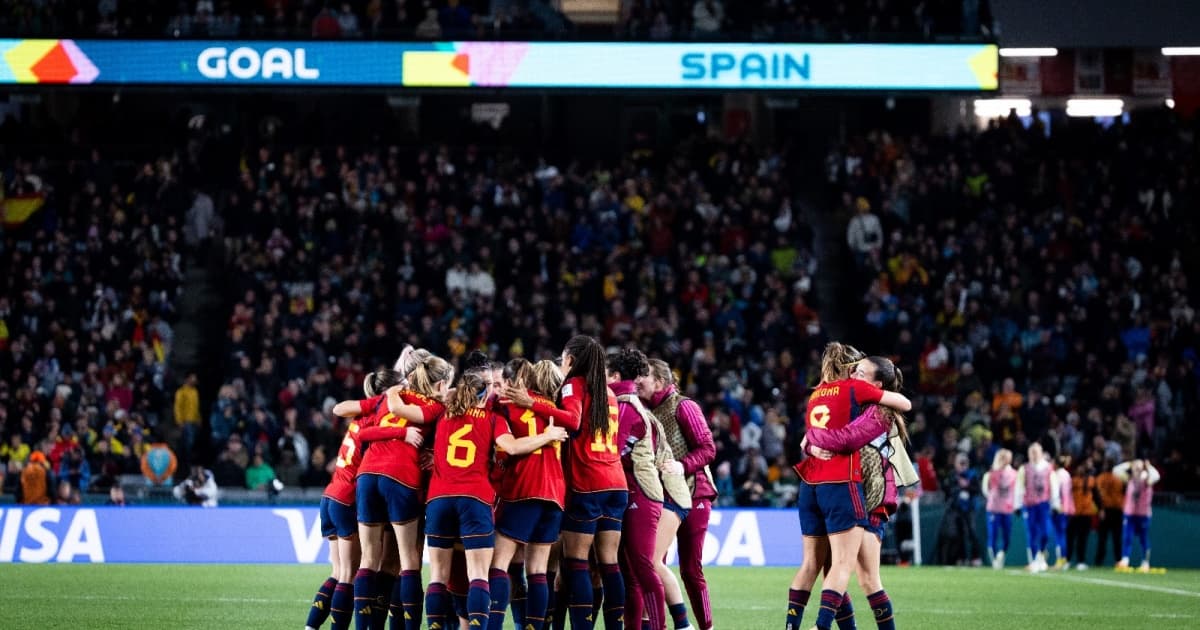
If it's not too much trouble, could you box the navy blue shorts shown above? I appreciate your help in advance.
[562,490,629,535]
[356,473,421,525]
[320,496,358,538]
[425,496,495,550]
[797,481,869,537]
[865,512,889,542]
[496,499,564,545]
[664,499,690,522]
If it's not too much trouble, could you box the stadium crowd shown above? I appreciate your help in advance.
[2,113,1198,526]
[0,0,992,41]
[0,147,189,502]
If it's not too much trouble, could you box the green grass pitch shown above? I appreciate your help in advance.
[4,564,1198,629]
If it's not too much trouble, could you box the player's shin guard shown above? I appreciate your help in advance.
[526,573,550,630]
[331,583,354,630]
[425,582,449,630]
[785,588,810,630]
[353,569,376,630]
[488,568,511,630]
[468,579,491,629]
[836,593,856,630]
[815,589,843,630]
[399,570,422,630]
[565,558,595,630]
[308,576,337,629]
[600,563,625,630]
[867,590,895,630]
[509,562,527,627]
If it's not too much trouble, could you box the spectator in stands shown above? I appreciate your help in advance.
[174,373,201,458]
[107,485,128,506]
[245,449,277,491]
[19,451,52,505]
[415,7,442,38]
[846,196,883,269]
[692,0,724,36]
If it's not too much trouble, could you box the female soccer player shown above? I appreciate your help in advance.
[639,359,716,630]
[1016,442,1053,573]
[423,368,568,630]
[489,359,570,630]
[1050,455,1075,570]
[804,356,910,630]
[343,355,454,630]
[546,335,627,630]
[981,449,1017,570]
[1113,459,1160,572]
[308,369,406,630]
[789,343,911,630]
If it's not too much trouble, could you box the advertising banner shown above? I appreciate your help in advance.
[0,506,803,565]
[0,39,997,91]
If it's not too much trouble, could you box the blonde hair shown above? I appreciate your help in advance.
[820,341,865,384]
[505,358,534,390]
[647,358,674,387]
[395,346,434,384]
[445,371,488,417]
[992,448,1012,471]
[529,360,564,399]
[406,356,453,398]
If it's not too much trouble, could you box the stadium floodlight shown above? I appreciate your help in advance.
[1162,47,1200,56]
[1065,98,1124,117]
[999,47,1058,57]
[974,98,1032,118]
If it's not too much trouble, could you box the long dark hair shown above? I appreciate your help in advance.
[562,335,610,439]
[865,355,909,444]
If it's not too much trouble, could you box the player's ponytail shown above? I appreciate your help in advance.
[562,335,610,440]
[505,357,533,389]
[363,368,403,397]
[820,341,865,384]
[407,355,454,398]
[529,360,563,399]
[395,346,434,386]
[866,355,909,444]
[446,370,488,418]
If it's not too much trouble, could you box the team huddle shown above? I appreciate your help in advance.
[303,335,717,630]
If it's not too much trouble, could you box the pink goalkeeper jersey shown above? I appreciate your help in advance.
[986,466,1017,513]
[1023,462,1052,506]
[1056,469,1075,514]
[1124,474,1154,516]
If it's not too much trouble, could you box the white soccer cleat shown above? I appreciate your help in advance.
[1075,563,1088,571]
[993,551,1005,570]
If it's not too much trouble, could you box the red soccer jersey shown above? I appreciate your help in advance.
[323,420,363,505]
[561,377,627,493]
[796,378,884,484]
[498,393,567,507]
[357,390,445,489]
[427,407,511,505]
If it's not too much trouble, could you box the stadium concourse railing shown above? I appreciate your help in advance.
[1,484,1197,567]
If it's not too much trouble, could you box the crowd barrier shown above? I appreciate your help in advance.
[0,506,800,565]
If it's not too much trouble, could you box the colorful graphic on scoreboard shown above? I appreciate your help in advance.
[0,39,998,91]
[0,39,98,83]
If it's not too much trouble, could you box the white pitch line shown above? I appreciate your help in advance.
[1014,571,1200,598]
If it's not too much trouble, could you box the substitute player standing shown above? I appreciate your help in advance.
[982,449,1017,570]
[1016,442,1053,573]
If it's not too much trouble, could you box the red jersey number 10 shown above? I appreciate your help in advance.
[447,425,477,468]
[520,409,562,459]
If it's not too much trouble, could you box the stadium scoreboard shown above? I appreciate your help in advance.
[0,39,997,91]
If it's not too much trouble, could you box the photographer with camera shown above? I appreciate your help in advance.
[172,464,219,507]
